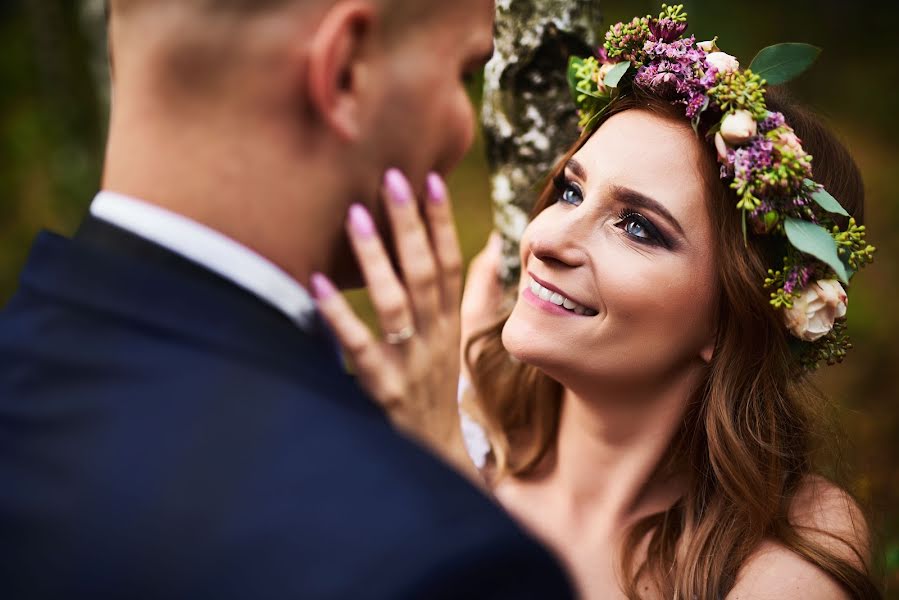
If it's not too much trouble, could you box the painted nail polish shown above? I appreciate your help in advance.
[426,172,447,204]
[348,204,375,237]
[384,168,413,206]
[311,272,337,301]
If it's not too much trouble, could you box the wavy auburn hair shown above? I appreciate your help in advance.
[466,87,880,598]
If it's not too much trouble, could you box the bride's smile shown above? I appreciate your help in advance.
[503,108,718,390]
[523,274,599,316]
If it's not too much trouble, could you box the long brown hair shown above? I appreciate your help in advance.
[466,87,880,598]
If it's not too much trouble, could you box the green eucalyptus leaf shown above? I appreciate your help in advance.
[748,43,821,85]
[784,218,849,283]
[803,178,850,217]
[603,61,631,88]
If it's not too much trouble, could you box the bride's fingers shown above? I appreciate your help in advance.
[345,203,414,341]
[310,273,382,377]
[382,169,441,328]
[424,173,463,312]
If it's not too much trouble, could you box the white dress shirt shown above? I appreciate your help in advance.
[90,191,316,330]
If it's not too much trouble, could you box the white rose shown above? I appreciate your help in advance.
[697,39,720,53]
[706,51,740,74]
[714,132,730,164]
[719,110,757,145]
[782,279,848,342]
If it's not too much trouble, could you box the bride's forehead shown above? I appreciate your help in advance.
[577,113,704,182]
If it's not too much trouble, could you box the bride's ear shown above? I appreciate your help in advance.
[303,1,376,141]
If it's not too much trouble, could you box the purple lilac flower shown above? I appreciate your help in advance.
[759,111,786,134]
[685,94,706,119]
[732,136,775,187]
[792,194,811,208]
[649,18,689,43]
[783,266,812,295]
[699,67,718,89]
[634,35,710,113]
[596,46,610,63]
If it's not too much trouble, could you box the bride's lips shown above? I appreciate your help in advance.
[523,272,598,317]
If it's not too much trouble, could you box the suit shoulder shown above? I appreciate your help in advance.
[344,501,575,599]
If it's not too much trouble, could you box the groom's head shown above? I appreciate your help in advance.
[105,0,495,285]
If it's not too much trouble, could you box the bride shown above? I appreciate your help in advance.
[311,6,879,598]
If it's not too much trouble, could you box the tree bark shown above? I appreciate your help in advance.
[482,0,601,283]
[79,0,111,114]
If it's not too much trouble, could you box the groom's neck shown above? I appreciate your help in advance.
[100,96,354,291]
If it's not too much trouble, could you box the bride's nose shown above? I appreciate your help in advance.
[528,215,589,269]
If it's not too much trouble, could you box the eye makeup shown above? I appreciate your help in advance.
[551,171,677,250]
[613,209,671,249]
[552,172,584,206]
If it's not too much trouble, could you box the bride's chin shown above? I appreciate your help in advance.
[501,311,552,369]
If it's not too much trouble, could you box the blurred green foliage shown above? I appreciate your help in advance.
[1,0,896,594]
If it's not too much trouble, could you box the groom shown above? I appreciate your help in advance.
[0,1,573,598]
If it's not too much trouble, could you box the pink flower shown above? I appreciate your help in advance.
[776,129,803,155]
[720,110,757,144]
[783,280,848,342]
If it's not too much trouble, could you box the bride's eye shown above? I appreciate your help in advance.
[615,210,667,247]
[552,174,584,207]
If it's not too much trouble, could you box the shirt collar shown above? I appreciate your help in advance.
[90,191,316,330]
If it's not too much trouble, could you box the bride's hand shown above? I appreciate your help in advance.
[311,169,476,478]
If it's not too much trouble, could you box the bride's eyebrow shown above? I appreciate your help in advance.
[611,185,685,237]
[564,159,587,180]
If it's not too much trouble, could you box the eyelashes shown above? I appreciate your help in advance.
[553,172,583,206]
[614,210,668,248]
[551,173,670,248]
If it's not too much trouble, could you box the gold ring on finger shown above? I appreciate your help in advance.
[384,325,416,345]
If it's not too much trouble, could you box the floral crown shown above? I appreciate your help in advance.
[567,4,875,371]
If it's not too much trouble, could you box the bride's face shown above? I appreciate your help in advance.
[503,108,719,394]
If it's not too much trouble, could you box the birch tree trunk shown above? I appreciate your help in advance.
[80,0,111,113]
[482,0,601,283]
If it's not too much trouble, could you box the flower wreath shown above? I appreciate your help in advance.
[567,4,876,371]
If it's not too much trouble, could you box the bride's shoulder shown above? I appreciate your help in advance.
[727,476,870,600]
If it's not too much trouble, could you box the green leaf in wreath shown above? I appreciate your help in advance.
[784,218,849,283]
[603,61,631,88]
[803,178,850,217]
[567,56,583,100]
[748,43,821,85]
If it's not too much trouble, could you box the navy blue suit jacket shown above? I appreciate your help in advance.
[0,218,573,599]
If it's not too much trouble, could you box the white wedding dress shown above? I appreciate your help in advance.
[458,376,490,469]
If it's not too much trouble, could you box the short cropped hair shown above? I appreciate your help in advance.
[108,0,295,16]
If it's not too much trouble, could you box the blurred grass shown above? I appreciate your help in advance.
[1,0,897,593]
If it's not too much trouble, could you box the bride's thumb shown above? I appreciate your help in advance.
[462,232,505,326]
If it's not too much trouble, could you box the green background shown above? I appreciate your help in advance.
[1,0,896,592]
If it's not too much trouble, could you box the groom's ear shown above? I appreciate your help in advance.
[304,1,378,142]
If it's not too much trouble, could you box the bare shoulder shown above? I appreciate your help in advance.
[727,476,870,600]
[789,475,870,565]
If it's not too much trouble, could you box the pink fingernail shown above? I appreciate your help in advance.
[348,204,375,237]
[426,172,447,204]
[311,272,337,301]
[384,168,413,206]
